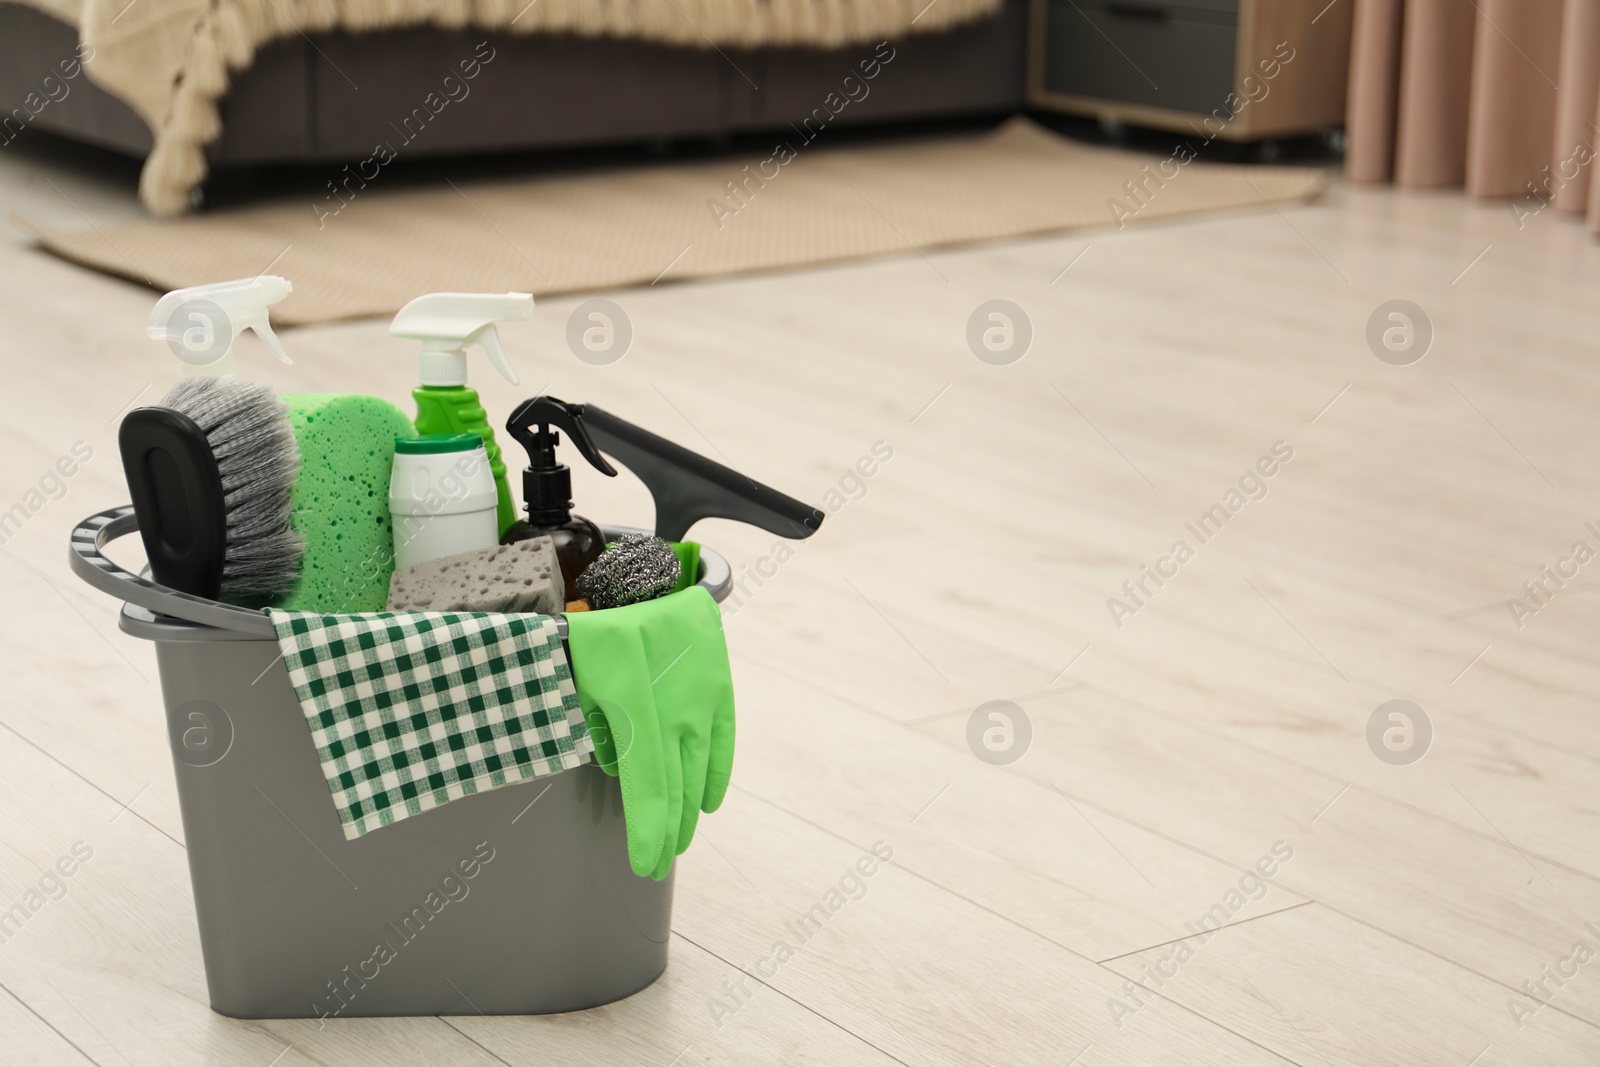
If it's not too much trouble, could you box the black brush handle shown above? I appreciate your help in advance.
[581,404,824,542]
[118,407,228,599]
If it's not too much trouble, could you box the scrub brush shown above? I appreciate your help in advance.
[576,534,681,610]
[120,376,303,603]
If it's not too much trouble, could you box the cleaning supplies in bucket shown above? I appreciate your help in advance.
[391,292,532,537]
[114,283,832,901]
[266,608,593,839]
[389,433,498,571]
[120,276,303,603]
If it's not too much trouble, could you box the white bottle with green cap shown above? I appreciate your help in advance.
[389,433,499,571]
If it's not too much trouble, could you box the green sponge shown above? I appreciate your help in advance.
[273,394,414,613]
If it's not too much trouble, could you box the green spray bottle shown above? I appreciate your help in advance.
[389,292,533,536]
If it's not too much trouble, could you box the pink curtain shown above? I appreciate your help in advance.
[1345,0,1405,182]
[1394,0,1475,188]
[1346,0,1600,233]
[1558,0,1600,213]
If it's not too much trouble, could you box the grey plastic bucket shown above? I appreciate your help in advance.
[69,506,733,1019]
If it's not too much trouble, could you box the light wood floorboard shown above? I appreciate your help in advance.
[3,130,1599,1063]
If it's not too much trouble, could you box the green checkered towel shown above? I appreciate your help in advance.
[266,610,593,839]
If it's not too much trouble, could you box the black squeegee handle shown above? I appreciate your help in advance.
[580,403,824,543]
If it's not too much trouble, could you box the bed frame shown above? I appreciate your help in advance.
[0,0,1025,181]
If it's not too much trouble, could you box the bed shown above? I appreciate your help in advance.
[0,0,1026,213]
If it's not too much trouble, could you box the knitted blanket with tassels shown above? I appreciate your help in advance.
[18,0,1001,215]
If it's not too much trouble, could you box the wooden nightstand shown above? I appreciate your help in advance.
[1028,0,1353,142]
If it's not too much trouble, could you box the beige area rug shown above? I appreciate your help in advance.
[24,119,1329,325]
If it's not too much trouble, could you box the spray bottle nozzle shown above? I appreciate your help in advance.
[506,396,616,525]
[390,292,532,387]
[147,275,293,375]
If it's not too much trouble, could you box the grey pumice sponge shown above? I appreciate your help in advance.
[387,538,564,615]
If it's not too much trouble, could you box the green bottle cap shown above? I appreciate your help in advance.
[394,432,484,455]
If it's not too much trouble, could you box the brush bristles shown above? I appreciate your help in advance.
[161,376,303,601]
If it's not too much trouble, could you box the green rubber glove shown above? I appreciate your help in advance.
[671,541,701,594]
[564,584,734,880]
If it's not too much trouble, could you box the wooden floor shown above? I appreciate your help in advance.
[4,132,1600,1066]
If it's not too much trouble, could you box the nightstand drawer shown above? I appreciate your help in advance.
[1041,0,1238,115]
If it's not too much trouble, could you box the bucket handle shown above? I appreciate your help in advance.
[68,506,277,636]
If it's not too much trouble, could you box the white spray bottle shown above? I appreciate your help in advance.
[146,275,294,377]
[389,292,532,536]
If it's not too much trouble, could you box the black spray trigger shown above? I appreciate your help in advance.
[506,395,616,527]
[506,396,617,477]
